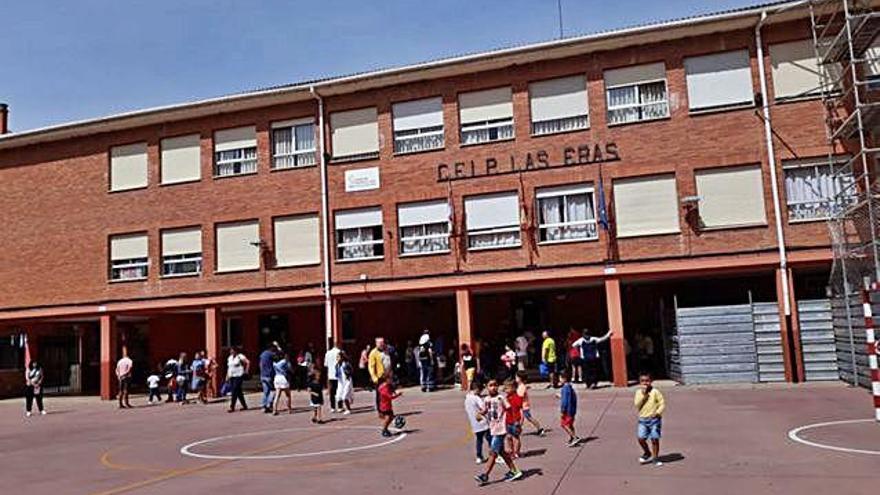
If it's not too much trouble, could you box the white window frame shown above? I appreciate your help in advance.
[536,185,598,244]
[336,226,384,262]
[397,200,451,256]
[465,193,522,251]
[460,117,514,145]
[271,119,316,170]
[161,252,202,277]
[605,79,669,125]
[214,147,257,177]
[110,257,149,281]
[783,157,856,223]
[392,97,445,154]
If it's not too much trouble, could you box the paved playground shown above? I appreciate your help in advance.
[1,381,877,494]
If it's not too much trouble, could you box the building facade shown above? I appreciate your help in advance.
[0,1,857,398]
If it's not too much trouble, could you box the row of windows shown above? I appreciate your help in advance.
[108,157,852,280]
[108,39,835,192]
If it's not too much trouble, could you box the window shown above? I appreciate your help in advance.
[271,118,316,169]
[160,134,201,184]
[770,39,838,100]
[392,97,444,154]
[604,62,669,125]
[684,50,754,112]
[274,214,320,267]
[695,165,766,229]
[331,107,379,162]
[397,200,450,255]
[222,317,244,349]
[161,227,202,276]
[110,142,148,191]
[215,221,261,272]
[110,233,149,281]
[459,87,514,145]
[214,126,257,177]
[784,157,856,222]
[865,41,880,90]
[335,207,384,261]
[536,184,597,243]
[614,174,679,237]
[465,192,521,249]
[529,75,589,135]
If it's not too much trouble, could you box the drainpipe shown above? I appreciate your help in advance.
[0,103,8,134]
[310,86,334,345]
[755,5,806,316]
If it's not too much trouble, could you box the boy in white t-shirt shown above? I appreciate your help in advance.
[464,381,490,464]
[146,370,161,404]
[474,379,523,485]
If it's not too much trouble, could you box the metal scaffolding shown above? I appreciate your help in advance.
[811,0,880,386]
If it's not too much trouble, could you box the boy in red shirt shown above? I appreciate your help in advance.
[377,371,402,437]
[475,379,523,485]
[504,379,524,458]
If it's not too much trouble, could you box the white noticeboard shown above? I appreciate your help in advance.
[345,167,380,192]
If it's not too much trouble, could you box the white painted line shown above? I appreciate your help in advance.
[180,426,407,460]
[788,419,880,456]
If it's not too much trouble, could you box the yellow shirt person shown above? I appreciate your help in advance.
[634,387,665,418]
[368,340,387,384]
[541,336,557,364]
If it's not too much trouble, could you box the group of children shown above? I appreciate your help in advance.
[144,352,215,406]
[464,371,666,485]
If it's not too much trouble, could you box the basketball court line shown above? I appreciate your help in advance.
[787,419,880,455]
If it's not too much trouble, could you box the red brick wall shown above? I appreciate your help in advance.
[0,20,838,314]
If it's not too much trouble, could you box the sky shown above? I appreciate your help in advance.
[1,0,766,131]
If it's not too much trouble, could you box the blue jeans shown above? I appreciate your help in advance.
[637,417,662,440]
[474,429,490,459]
[261,377,275,409]
[176,379,187,402]
[419,363,434,390]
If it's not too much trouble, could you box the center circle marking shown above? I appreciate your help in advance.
[787,418,880,456]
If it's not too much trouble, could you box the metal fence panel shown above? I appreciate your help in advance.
[797,299,839,381]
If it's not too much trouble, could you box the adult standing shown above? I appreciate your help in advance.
[24,361,45,417]
[324,338,341,413]
[226,347,250,413]
[176,352,190,404]
[541,331,558,388]
[191,351,207,404]
[514,334,529,371]
[573,329,613,389]
[259,343,278,413]
[272,352,293,415]
[163,356,178,403]
[205,353,218,399]
[335,351,354,414]
[368,338,391,410]
[417,332,435,392]
[460,343,478,390]
[358,343,371,389]
[566,328,583,383]
[115,351,133,409]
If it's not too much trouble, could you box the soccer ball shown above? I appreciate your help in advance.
[393,415,406,430]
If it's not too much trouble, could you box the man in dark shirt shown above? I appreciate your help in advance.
[259,343,279,413]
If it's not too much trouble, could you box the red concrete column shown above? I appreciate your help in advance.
[330,298,343,347]
[776,268,803,382]
[456,288,474,391]
[100,314,118,400]
[205,307,222,397]
[604,277,628,387]
[24,329,38,369]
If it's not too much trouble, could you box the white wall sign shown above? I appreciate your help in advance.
[345,167,380,192]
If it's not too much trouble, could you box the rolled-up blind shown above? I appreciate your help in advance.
[465,192,520,230]
[398,200,449,227]
[770,40,824,99]
[393,97,443,131]
[274,215,320,267]
[335,207,383,230]
[604,62,666,88]
[330,107,379,157]
[459,87,513,125]
[536,183,592,198]
[684,50,753,110]
[161,134,201,184]
[695,165,766,228]
[529,75,588,122]
[111,233,148,260]
[161,227,202,256]
[614,175,679,237]
[214,126,256,152]
[110,142,148,191]
[216,221,260,272]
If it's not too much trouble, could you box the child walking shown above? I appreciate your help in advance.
[558,373,581,447]
[308,370,324,424]
[474,379,522,485]
[515,372,545,436]
[504,379,524,459]
[635,373,666,466]
[377,371,402,437]
[146,369,161,404]
[464,380,491,464]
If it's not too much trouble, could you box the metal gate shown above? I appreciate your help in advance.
[797,299,838,381]
[753,302,785,383]
[671,304,758,384]
[832,292,870,387]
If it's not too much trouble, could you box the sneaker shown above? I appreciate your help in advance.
[330,408,337,413]
[505,470,523,482]
[343,410,351,415]
[654,460,664,467]
[40,410,46,415]
[475,456,485,465]
[25,411,32,417]
[474,473,489,485]
[639,455,652,464]
[536,428,546,437]
[381,429,392,437]
[567,437,581,447]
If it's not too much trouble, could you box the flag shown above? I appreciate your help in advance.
[597,166,609,231]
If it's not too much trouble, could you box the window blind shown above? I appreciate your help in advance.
[459,87,513,125]
[465,192,520,230]
[160,134,201,184]
[161,227,202,256]
[330,107,379,158]
[695,165,767,228]
[216,221,260,272]
[274,215,320,267]
[529,75,588,122]
[614,175,679,237]
[684,50,753,110]
[110,142,148,191]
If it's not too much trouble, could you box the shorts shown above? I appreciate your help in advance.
[310,401,323,408]
[378,408,394,418]
[274,375,290,389]
[118,377,131,390]
[560,413,575,428]
[637,417,662,440]
[489,434,506,454]
[570,357,583,366]
[506,422,522,437]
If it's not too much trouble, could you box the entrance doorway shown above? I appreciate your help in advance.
[258,314,289,351]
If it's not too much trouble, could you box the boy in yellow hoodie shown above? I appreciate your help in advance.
[634,373,665,466]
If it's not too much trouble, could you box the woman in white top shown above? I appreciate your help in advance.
[226,347,250,413]
[24,361,45,417]
[272,353,293,415]
[335,351,354,414]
